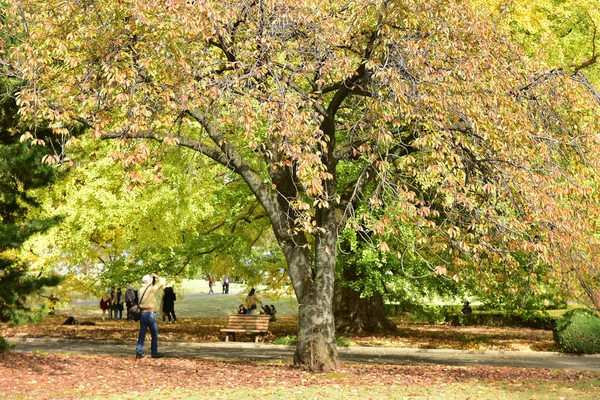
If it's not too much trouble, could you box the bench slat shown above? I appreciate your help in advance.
[221,314,271,343]
[221,315,270,338]
[222,323,269,329]
[225,322,269,327]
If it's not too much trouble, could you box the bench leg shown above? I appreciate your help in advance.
[225,335,229,342]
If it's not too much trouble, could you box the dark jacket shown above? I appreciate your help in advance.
[162,290,176,313]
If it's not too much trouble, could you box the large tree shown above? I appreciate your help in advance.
[4,0,600,370]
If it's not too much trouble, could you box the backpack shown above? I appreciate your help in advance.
[128,304,142,322]
[63,316,79,325]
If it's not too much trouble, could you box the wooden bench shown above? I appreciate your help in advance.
[220,314,270,342]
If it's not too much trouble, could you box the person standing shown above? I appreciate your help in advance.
[162,287,177,323]
[112,287,124,319]
[100,289,112,320]
[125,285,135,320]
[135,273,165,359]
[108,287,116,319]
[208,276,214,294]
[223,275,231,294]
[245,288,260,315]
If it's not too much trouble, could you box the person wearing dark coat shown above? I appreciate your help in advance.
[162,287,177,323]
[462,301,473,315]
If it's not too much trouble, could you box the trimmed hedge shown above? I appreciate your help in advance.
[387,304,557,329]
[445,312,556,330]
[553,308,600,354]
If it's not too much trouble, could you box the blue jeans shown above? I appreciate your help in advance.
[136,311,159,357]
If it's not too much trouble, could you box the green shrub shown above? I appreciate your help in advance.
[272,335,296,346]
[0,335,12,352]
[386,302,451,324]
[445,311,556,330]
[335,337,356,347]
[388,302,557,329]
[553,308,600,354]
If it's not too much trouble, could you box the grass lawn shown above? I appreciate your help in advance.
[65,280,299,318]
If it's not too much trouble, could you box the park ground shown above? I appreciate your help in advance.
[1,281,599,399]
[1,352,599,399]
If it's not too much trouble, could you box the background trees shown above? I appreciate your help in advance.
[28,137,280,290]
[4,0,600,371]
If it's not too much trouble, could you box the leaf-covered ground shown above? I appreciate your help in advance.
[1,352,598,399]
[1,316,596,399]
[0,315,556,352]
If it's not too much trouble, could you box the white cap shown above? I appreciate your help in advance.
[141,274,153,285]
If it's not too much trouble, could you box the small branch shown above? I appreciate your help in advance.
[574,13,597,72]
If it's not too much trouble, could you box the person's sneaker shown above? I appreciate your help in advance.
[135,354,144,359]
[151,353,164,359]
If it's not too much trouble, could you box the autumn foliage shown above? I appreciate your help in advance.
[2,0,600,370]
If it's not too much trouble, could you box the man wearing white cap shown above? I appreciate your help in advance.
[135,273,165,359]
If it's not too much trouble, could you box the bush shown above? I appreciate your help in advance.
[445,311,556,330]
[388,303,557,329]
[335,337,356,347]
[386,302,451,324]
[553,308,600,354]
[272,335,296,346]
[0,335,12,352]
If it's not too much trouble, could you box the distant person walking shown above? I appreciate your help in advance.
[245,288,260,315]
[135,273,165,359]
[162,287,177,324]
[208,276,214,294]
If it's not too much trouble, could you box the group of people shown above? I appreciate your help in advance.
[99,284,177,324]
[207,275,232,294]
[99,287,126,320]
[237,288,277,321]
[102,273,275,360]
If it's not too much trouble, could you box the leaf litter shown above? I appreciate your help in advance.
[1,352,598,399]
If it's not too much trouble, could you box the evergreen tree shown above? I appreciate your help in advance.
[0,78,61,327]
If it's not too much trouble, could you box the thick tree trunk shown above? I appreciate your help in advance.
[283,208,340,372]
[333,281,397,335]
[293,283,340,372]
